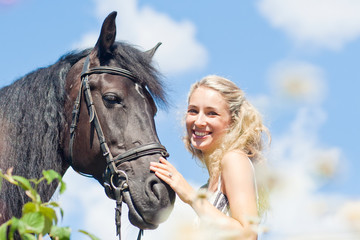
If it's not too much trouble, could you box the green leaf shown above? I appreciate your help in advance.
[9,217,26,237]
[59,180,67,194]
[0,221,10,240]
[42,216,52,236]
[50,225,71,240]
[12,176,33,191]
[40,205,58,224]
[42,169,67,194]
[42,170,61,184]
[45,201,65,222]
[21,212,45,233]
[46,201,60,208]
[23,202,38,214]
[21,233,37,240]
[79,230,101,240]
[60,208,64,220]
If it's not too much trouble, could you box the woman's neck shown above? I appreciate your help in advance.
[207,175,219,193]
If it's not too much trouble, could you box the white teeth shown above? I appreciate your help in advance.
[194,131,208,136]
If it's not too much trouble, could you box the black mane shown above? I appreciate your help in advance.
[0,42,166,220]
[0,49,88,219]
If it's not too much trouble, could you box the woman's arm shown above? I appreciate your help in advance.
[150,154,258,238]
[221,151,259,228]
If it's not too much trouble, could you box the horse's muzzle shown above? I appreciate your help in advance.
[124,174,175,229]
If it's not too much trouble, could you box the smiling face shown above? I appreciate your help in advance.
[186,86,231,155]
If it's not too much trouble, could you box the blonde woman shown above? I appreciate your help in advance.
[150,75,269,239]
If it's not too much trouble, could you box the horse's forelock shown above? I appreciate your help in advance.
[112,42,168,109]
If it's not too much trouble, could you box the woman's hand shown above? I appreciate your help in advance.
[150,157,196,205]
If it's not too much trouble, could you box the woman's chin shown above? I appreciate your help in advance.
[191,140,210,152]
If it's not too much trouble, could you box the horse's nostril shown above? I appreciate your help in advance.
[146,176,162,201]
[151,182,161,201]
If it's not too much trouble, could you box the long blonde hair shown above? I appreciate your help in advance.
[183,75,270,215]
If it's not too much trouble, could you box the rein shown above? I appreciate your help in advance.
[69,55,169,240]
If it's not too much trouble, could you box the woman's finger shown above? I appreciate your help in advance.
[151,157,174,171]
[150,162,169,172]
[150,165,174,178]
[152,169,174,186]
[159,157,174,167]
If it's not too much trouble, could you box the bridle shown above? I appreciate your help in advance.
[68,55,169,240]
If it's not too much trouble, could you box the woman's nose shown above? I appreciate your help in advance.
[194,113,206,127]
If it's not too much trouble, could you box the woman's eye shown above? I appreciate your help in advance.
[208,111,218,116]
[103,94,122,107]
[187,109,198,114]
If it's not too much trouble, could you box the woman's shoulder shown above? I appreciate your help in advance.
[221,150,251,168]
[220,150,256,181]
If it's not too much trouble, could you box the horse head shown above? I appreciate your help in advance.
[63,11,175,230]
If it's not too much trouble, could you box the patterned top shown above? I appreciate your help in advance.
[209,179,231,215]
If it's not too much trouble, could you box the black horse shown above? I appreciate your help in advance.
[0,11,175,236]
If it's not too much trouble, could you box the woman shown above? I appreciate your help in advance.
[150,75,269,239]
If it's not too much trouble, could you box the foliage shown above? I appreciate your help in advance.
[0,168,100,240]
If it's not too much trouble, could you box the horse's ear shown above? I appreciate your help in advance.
[144,42,162,59]
[94,11,117,57]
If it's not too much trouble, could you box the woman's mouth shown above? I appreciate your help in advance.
[193,130,211,138]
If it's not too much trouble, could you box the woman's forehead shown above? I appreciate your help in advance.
[189,87,228,109]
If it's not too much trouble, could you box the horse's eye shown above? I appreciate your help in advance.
[103,94,122,108]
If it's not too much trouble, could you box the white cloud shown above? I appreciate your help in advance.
[143,197,198,240]
[58,170,116,240]
[257,0,360,50]
[259,105,353,238]
[259,101,354,238]
[251,57,358,238]
[267,60,327,106]
[73,0,208,76]
[57,169,203,240]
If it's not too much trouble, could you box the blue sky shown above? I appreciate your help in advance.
[1,0,360,239]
